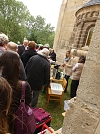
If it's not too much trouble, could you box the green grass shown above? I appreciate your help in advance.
[37,78,72,131]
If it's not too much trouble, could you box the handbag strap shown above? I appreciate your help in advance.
[20,81,26,102]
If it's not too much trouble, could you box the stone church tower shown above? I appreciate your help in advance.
[53,0,100,64]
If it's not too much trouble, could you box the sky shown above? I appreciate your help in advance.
[17,0,62,29]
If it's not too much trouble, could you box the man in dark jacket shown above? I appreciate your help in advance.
[25,48,50,107]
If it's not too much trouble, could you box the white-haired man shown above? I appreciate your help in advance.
[0,33,9,55]
[25,48,50,107]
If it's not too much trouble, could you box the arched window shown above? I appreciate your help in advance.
[85,27,94,46]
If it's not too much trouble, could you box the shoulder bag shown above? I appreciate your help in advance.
[14,81,36,134]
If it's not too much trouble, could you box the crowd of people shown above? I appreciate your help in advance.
[0,33,57,134]
[0,32,86,133]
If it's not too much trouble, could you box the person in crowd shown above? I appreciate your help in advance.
[17,41,21,46]
[25,48,50,108]
[0,77,12,134]
[21,41,37,67]
[0,33,9,55]
[49,48,56,62]
[36,44,39,51]
[7,41,18,52]
[0,50,32,133]
[43,44,50,49]
[64,50,71,62]
[38,45,43,51]
[7,41,26,80]
[62,50,72,93]
[70,55,86,98]
[18,39,28,57]
[0,33,27,81]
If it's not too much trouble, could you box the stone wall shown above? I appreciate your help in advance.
[62,11,100,134]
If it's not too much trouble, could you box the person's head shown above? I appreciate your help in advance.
[7,42,18,52]
[28,41,36,49]
[43,44,50,49]
[49,48,54,53]
[0,33,9,48]
[78,55,86,63]
[0,50,20,88]
[40,48,50,58]
[66,50,70,58]
[0,77,12,133]
[39,46,43,50]
[17,41,20,45]
[23,39,28,47]
[36,44,39,50]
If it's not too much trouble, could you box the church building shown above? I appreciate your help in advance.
[53,0,100,63]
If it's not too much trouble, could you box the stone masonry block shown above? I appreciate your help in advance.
[62,98,99,134]
[77,61,100,109]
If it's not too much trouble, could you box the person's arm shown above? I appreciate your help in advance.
[21,53,26,68]
[25,81,32,105]
[18,46,22,57]
[72,63,79,72]
[44,63,50,85]
[62,60,67,67]
[19,59,26,80]
[66,64,73,68]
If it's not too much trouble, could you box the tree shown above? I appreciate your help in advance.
[29,15,55,47]
[0,0,33,43]
[0,0,55,46]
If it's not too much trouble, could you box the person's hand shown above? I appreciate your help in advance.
[62,63,66,67]
[48,56,50,59]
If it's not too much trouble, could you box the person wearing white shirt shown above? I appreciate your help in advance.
[18,39,28,57]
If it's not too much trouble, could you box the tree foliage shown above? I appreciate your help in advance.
[29,15,55,47]
[0,0,55,47]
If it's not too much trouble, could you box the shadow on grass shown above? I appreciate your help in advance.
[37,78,72,131]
